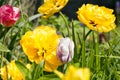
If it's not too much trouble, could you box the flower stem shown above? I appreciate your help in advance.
[85,30,92,40]
[95,32,100,71]
[82,26,85,67]
[71,20,77,62]
[59,11,70,37]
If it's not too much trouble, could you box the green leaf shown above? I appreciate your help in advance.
[8,32,18,50]
[0,42,10,52]
[38,74,60,80]
[29,14,42,21]
[32,60,44,80]
[15,61,31,80]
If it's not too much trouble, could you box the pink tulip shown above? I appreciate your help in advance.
[57,37,74,63]
[0,5,20,27]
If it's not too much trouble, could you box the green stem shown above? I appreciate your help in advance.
[92,31,95,49]
[85,30,92,40]
[95,32,100,71]
[71,20,77,62]
[82,26,85,67]
[77,32,82,46]
[59,11,70,37]
[77,32,82,64]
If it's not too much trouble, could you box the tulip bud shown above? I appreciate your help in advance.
[57,37,74,63]
[0,5,20,27]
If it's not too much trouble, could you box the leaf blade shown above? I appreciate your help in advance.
[0,42,10,52]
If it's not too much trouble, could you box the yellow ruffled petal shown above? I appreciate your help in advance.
[20,25,63,71]
[77,4,116,32]
[38,0,68,18]
[44,51,62,72]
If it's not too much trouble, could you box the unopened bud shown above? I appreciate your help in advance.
[57,37,74,63]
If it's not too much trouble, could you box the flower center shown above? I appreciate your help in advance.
[41,48,47,57]
[37,48,47,58]
[89,20,98,27]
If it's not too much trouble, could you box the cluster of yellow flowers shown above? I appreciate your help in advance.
[37,1,116,79]
[21,0,116,79]
[38,0,116,32]
[0,0,117,80]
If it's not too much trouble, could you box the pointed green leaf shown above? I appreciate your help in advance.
[29,14,42,21]
[0,42,10,52]
[15,61,31,80]
[9,33,18,50]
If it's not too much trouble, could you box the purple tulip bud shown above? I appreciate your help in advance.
[57,37,74,63]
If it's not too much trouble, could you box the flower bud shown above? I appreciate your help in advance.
[57,37,74,63]
[0,5,20,27]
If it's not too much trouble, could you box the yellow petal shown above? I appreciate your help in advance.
[62,65,90,80]
[77,4,116,32]
[38,0,68,18]
[44,51,62,72]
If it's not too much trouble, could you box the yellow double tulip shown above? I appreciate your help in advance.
[77,4,116,32]
[38,0,68,18]
[20,26,62,72]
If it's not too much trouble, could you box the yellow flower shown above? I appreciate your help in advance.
[54,65,90,80]
[38,0,68,18]
[20,26,62,72]
[77,4,116,32]
[0,61,24,80]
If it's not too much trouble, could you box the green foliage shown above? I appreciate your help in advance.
[15,61,31,80]
[32,61,44,80]
[15,60,45,80]
[0,42,10,52]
